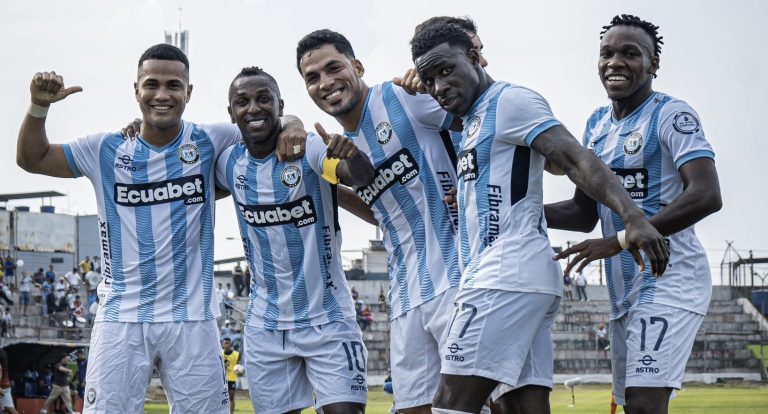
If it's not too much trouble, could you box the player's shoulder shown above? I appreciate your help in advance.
[653,92,703,134]
[586,104,612,126]
[495,81,546,107]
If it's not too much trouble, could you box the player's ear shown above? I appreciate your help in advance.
[353,59,365,77]
[649,56,660,79]
[134,82,139,102]
[468,49,480,66]
[227,106,235,124]
[278,99,284,117]
[186,84,193,102]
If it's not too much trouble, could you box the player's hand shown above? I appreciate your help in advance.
[276,119,307,162]
[315,122,358,160]
[553,237,622,275]
[624,217,670,277]
[120,118,142,140]
[444,188,458,209]
[392,68,426,95]
[30,71,83,106]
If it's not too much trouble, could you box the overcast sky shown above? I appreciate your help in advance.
[2,0,766,280]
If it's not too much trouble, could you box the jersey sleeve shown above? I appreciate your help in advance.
[495,86,561,147]
[200,123,242,157]
[214,145,234,191]
[658,100,714,169]
[393,83,454,131]
[305,132,341,185]
[61,132,110,179]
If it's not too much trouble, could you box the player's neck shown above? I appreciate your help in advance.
[141,121,182,148]
[337,84,369,133]
[244,130,280,160]
[612,86,654,121]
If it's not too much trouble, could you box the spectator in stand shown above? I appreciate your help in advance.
[84,270,101,310]
[87,296,99,326]
[2,257,14,288]
[66,268,81,293]
[597,322,610,351]
[350,285,359,301]
[45,287,57,317]
[71,296,84,324]
[74,350,87,403]
[0,348,19,414]
[78,257,92,276]
[55,277,69,300]
[243,265,251,297]
[563,273,574,301]
[232,262,245,298]
[19,271,32,315]
[3,308,13,338]
[45,265,56,284]
[362,305,373,331]
[0,283,12,307]
[224,283,234,319]
[38,366,53,397]
[575,271,589,302]
[377,290,387,313]
[216,283,226,317]
[355,300,368,331]
[220,320,234,337]
[92,255,101,273]
[42,354,74,414]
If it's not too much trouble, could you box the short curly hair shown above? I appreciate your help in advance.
[296,29,356,73]
[601,14,664,57]
[411,23,474,62]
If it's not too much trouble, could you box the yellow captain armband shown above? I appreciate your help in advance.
[321,157,341,184]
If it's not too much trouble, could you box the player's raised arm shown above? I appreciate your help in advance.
[314,122,374,187]
[531,125,669,275]
[17,71,83,178]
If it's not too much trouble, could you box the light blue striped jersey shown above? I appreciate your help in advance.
[346,82,461,319]
[584,92,714,319]
[457,81,563,295]
[215,133,355,330]
[62,121,240,322]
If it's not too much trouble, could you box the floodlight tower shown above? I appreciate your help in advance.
[164,7,189,56]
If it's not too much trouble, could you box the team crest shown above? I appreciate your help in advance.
[624,132,643,155]
[178,144,200,164]
[375,122,392,145]
[467,116,481,139]
[87,387,96,404]
[280,165,302,188]
[673,112,700,134]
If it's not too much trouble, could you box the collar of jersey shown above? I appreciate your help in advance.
[461,81,505,122]
[246,145,278,164]
[343,84,375,138]
[136,121,185,153]
[610,92,657,127]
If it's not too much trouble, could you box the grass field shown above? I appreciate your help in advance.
[144,384,768,413]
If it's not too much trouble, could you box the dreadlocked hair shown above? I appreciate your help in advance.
[600,14,664,57]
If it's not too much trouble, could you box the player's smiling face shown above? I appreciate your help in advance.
[228,75,283,152]
[134,59,192,141]
[598,25,658,106]
[299,44,365,119]
[415,42,481,117]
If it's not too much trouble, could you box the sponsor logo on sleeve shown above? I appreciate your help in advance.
[355,148,419,206]
[237,195,318,228]
[673,112,700,134]
[114,175,206,206]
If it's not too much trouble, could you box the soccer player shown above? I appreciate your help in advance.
[297,29,463,414]
[547,15,722,414]
[15,44,304,413]
[221,338,240,414]
[411,23,670,413]
[215,66,374,414]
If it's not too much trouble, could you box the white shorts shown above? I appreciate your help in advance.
[84,320,229,414]
[390,287,457,409]
[0,387,13,408]
[441,288,560,390]
[611,303,704,405]
[244,317,368,414]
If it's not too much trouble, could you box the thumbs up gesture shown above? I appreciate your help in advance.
[30,71,83,107]
[314,122,359,160]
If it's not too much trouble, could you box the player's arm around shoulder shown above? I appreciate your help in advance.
[17,71,82,178]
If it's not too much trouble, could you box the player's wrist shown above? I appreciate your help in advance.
[616,230,629,250]
[28,101,50,118]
